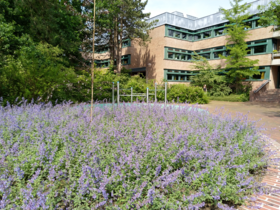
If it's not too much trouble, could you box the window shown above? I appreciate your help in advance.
[244,21,253,30]
[175,54,181,60]
[175,32,181,38]
[194,35,198,41]
[189,35,193,41]
[123,41,129,47]
[213,52,221,59]
[181,55,186,60]
[182,33,187,39]
[215,29,224,36]
[254,45,266,54]
[255,40,266,44]
[181,50,186,53]
[187,55,192,60]
[167,74,172,80]
[253,72,265,79]
[203,31,211,38]
[175,49,180,52]
[214,47,224,50]
[202,49,210,52]
[168,48,174,51]
[180,76,186,81]
[197,34,202,40]
[255,20,262,28]
[174,75,179,80]
[247,47,252,55]
[200,53,210,59]
[168,53,174,59]
[168,70,173,72]
[168,30,174,37]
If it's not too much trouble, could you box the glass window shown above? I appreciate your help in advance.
[253,72,265,79]
[175,54,181,60]
[202,49,210,52]
[168,52,174,59]
[174,75,178,80]
[174,70,179,73]
[180,76,185,81]
[186,75,191,81]
[168,30,174,37]
[197,34,202,40]
[258,67,265,70]
[225,50,230,57]
[175,49,180,52]
[181,50,186,53]
[182,33,187,39]
[244,21,253,30]
[168,48,174,51]
[167,70,173,72]
[194,35,198,41]
[203,31,211,38]
[167,74,172,80]
[247,48,252,55]
[189,35,193,41]
[187,55,192,60]
[254,45,266,54]
[214,46,224,50]
[181,55,186,60]
[255,40,266,44]
[122,58,129,65]
[213,52,221,59]
[123,41,129,47]
[201,53,210,59]
[175,32,181,38]
[215,29,224,36]
[255,20,262,28]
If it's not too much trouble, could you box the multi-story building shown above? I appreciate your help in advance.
[94,0,280,100]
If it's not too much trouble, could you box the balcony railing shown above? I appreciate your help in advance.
[272,52,280,60]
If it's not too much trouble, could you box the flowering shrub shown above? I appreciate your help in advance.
[0,101,274,209]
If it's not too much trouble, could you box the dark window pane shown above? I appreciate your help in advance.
[189,35,193,41]
[175,54,181,60]
[174,70,179,73]
[244,21,252,30]
[246,48,252,55]
[186,75,191,81]
[214,47,224,50]
[175,49,180,52]
[168,48,174,51]
[175,32,181,38]
[197,34,202,39]
[254,45,266,54]
[255,40,266,44]
[203,31,211,38]
[182,33,187,39]
[167,70,173,72]
[213,52,221,59]
[188,55,192,60]
[181,55,186,60]
[215,29,224,36]
[167,74,172,80]
[194,35,198,41]
[255,20,262,28]
[174,75,178,80]
[168,30,174,37]
[181,50,186,53]
[258,67,265,70]
[180,76,185,81]
[201,53,210,59]
[168,53,174,59]
[202,49,210,52]
[253,72,265,79]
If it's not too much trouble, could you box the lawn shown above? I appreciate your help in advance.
[0,101,272,209]
[209,94,247,102]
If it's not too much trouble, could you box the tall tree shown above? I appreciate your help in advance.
[220,0,259,92]
[258,0,280,31]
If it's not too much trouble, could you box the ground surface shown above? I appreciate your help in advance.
[200,101,280,210]
[201,101,280,144]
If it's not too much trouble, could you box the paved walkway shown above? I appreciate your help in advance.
[200,101,280,210]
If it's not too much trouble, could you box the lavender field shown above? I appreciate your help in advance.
[0,101,273,209]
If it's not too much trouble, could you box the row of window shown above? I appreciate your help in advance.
[164,66,270,82]
[165,39,273,61]
[95,40,131,54]
[166,16,262,42]
[95,55,131,68]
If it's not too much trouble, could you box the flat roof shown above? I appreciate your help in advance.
[147,0,272,30]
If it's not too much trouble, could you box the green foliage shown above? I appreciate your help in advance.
[220,0,259,88]
[164,84,209,104]
[0,38,76,104]
[190,53,232,97]
[209,94,249,102]
[258,0,280,30]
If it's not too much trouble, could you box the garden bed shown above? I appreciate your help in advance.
[0,101,275,209]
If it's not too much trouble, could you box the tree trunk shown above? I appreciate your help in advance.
[114,17,118,73]
[117,11,123,74]
[109,32,114,66]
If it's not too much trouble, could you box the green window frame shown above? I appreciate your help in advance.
[246,66,270,81]
[164,69,199,82]
[95,54,131,68]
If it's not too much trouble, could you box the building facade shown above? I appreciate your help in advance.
[94,0,280,92]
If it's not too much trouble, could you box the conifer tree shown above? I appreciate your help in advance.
[258,0,280,32]
[220,0,259,92]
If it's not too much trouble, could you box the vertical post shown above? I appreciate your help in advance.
[131,87,133,103]
[165,82,167,106]
[117,81,119,107]
[112,82,114,106]
[147,88,149,104]
[155,83,157,103]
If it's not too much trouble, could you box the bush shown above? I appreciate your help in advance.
[161,84,209,104]
[0,101,272,209]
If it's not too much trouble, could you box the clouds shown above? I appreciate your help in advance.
[143,0,254,18]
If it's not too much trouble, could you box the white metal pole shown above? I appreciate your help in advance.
[165,82,167,106]
[131,87,133,103]
[117,81,119,107]
[147,88,149,104]
[155,83,157,103]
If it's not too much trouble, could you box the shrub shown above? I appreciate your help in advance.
[0,100,273,209]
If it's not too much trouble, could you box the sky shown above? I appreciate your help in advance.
[143,0,255,18]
